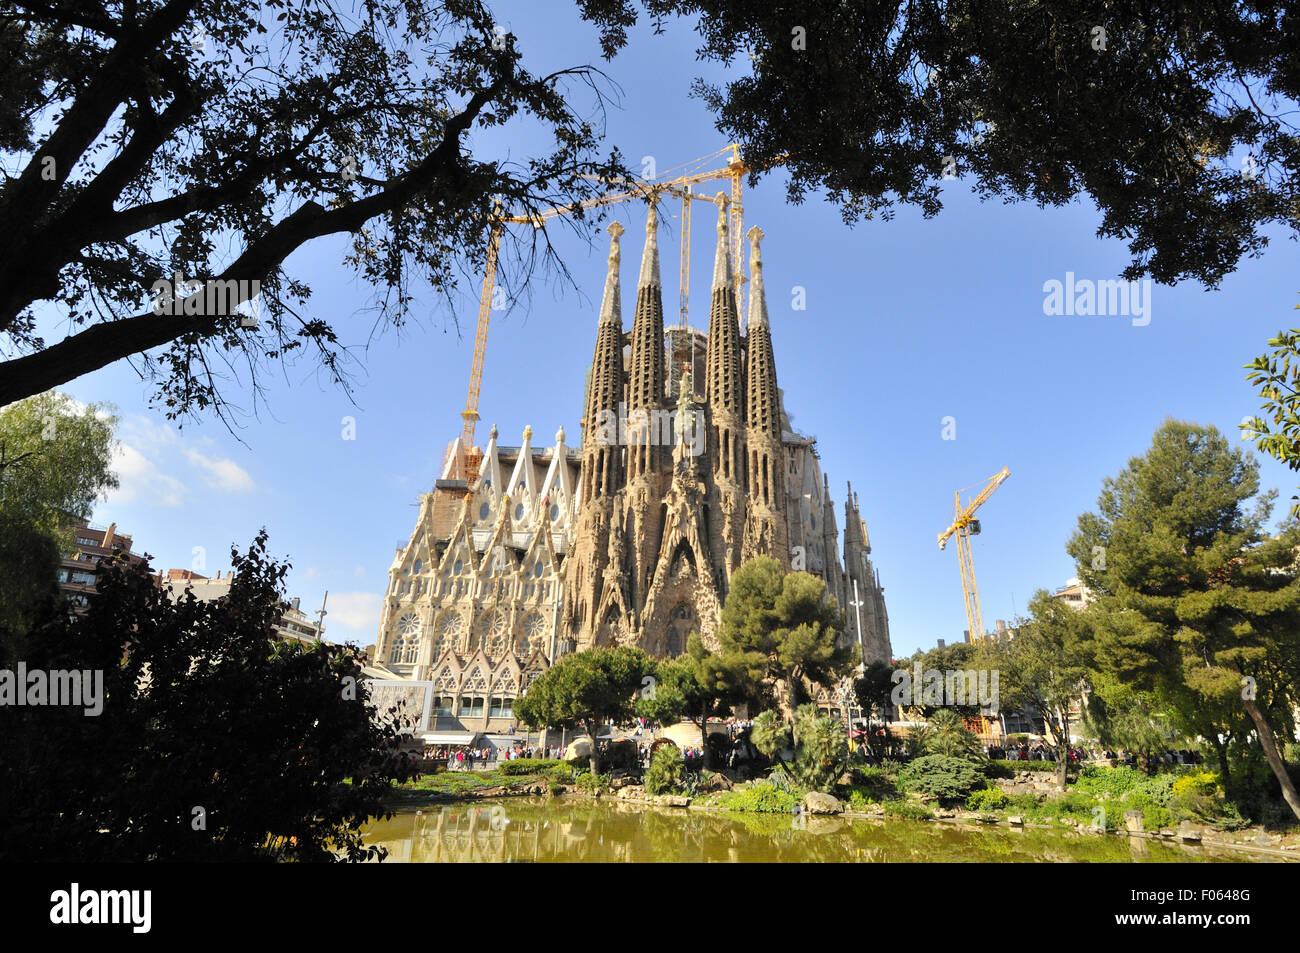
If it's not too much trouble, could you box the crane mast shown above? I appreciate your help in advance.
[937,466,1010,643]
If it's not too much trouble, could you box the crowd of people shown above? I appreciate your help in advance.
[983,742,1204,765]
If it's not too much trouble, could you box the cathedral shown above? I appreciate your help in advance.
[374,196,891,736]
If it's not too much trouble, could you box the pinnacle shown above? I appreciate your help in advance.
[598,220,624,326]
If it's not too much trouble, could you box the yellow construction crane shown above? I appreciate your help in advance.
[458,145,779,468]
[937,467,1010,643]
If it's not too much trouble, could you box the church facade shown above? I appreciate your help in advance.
[374,197,891,736]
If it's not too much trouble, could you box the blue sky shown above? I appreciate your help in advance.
[54,2,1300,654]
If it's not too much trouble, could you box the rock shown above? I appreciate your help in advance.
[1061,817,1077,827]
[662,795,691,808]
[935,810,955,819]
[803,791,843,815]
[700,773,733,793]
[1123,810,1145,834]
[1007,815,1024,826]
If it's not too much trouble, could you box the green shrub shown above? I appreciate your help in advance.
[1073,765,1142,799]
[966,787,1010,812]
[884,801,934,821]
[547,781,563,796]
[715,782,801,814]
[572,771,609,795]
[1140,805,1175,831]
[644,744,684,795]
[986,760,1058,775]
[499,758,563,776]
[790,706,849,793]
[1214,802,1252,831]
[844,786,878,810]
[897,756,984,804]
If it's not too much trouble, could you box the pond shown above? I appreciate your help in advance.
[362,798,1279,863]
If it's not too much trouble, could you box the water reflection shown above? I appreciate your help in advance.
[362,799,1269,864]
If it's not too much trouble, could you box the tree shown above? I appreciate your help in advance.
[1079,671,1181,768]
[1068,420,1300,820]
[514,644,653,776]
[1243,295,1300,516]
[578,0,1300,288]
[0,531,415,861]
[788,703,849,793]
[922,709,983,763]
[635,633,751,770]
[982,592,1095,789]
[716,556,858,721]
[0,390,118,649]
[0,0,625,414]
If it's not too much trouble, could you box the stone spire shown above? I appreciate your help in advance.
[745,225,780,440]
[711,193,732,291]
[598,220,624,327]
[628,205,667,481]
[629,206,665,413]
[706,192,744,420]
[581,221,626,502]
[638,203,661,288]
[746,225,768,330]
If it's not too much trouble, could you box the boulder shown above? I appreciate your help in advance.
[1123,810,1145,834]
[662,795,691,808]
[803,791,843,815]
[700,772,734,793]
[1007,815,1024,826]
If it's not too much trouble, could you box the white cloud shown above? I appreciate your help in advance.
[119,414,180,453]
[302,566,319,580]
[106,442,187,507]
[326,591,382,635]
[184,448,254,492]
[353,564,366,577]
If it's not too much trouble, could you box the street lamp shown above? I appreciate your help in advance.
[848,579,866,663]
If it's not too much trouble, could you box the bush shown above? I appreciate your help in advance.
[986,760,1058,775]
[844,786,878,810]
[883,801,934,821]
[789,706,849,793]
[966,787,1010,812]
[1172,771,1219,800]
[715,782,801,814]
[572,771,609,795]
[1073,765,1142,799]
[644,744,684,796]
[499,758,562,777]
[897,755,984,804]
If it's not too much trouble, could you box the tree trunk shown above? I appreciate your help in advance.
[697,710,714,771]
[1054,710,1069,792]
[586,720,601,777]
[1243,698,1300,822]
[1211,735,1233,801]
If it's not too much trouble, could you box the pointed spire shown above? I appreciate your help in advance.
[711,192,731,290]
[746,225,768,330]
[638,204,660,288]
[599,220,624,326]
